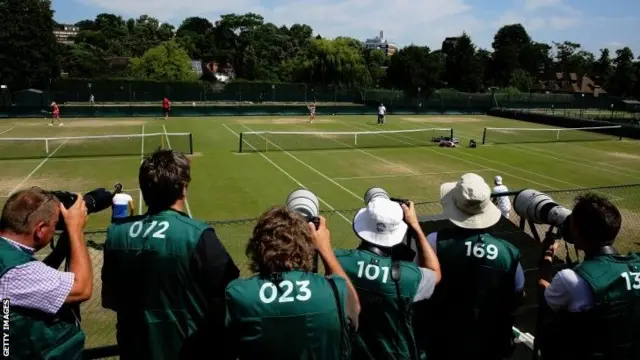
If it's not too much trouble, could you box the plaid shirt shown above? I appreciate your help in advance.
[0,237,74,315]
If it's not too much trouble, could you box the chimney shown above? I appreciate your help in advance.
[379,30,383,39]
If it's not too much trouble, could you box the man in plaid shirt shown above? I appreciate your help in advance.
[0,188,92,359]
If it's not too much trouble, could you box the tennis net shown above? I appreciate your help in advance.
[238,128,454,153]
[0,133,193,160]
[482,126,623,145]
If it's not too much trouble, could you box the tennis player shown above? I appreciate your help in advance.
[49,101,63,127]
[308,101,316,123]
[111,183,134,222]
[377,103,386,125]
[162,97,171,120]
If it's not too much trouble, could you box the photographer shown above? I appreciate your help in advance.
[0,187,91,359]
[225,206,361,359]
[334,197,441,360]
[422,173,524,360]
[102,149,240,360]
[538,193,640,360]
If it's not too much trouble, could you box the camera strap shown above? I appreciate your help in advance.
[327,276,349,358]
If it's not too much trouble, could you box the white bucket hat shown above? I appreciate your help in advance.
[440,173,502,229]
[353,198,408,248]
[494,175,503,185]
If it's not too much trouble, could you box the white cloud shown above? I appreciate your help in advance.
[524,0,562,11]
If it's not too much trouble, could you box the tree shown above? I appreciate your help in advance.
[364,49,388,87]
[385,45,442,94]
[0,0,61,89]
[552,41,594,75]
[491,24,531,86]
[610,47,636,96]
[520,42,552,78]
[176,17,216,60]
[61,43,109,78]
[509,69,533,92]
[593,49,614,86]
[128,40,197,81]
[291,38,370,86]
[442,33,483,92]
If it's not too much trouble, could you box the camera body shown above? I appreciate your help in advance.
[51,188,114,231]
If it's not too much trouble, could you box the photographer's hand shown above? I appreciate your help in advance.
[402,202,441,284]
[308,217,361,329]
[538,242,558,289]
[61,194,93,303]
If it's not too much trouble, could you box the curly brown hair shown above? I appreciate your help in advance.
[246,206,316,274]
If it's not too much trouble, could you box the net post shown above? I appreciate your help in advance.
[265,133,268,153]
[449,128,454,139]
[238,132,243,153]
[556,130,560,141]
[618,127,622,141]
[482,128,487,145]
[354,133,358,146]
[189,133,194,154]
[45,139,49,154]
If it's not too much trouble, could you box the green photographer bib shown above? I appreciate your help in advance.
[335,248,423,360]
[225,271,350,360]
[103,209,211,360]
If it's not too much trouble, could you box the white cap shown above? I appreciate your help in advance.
[353,198,408,248]
[494,176,503,185]
[440,173,502,229]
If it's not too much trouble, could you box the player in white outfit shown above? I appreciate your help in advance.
[492,176,511,219]
[377,103,386,124]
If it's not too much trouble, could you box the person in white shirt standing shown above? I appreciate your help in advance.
[111,183,134,222]
[492,176,511,219]
[377,103,386,125]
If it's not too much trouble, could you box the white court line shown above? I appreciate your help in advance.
[223,124,351,223]
[138,125,145,215]
[0,126,16,136]
[163,124,192,218]
[239,124,362,201]
[6,140,69,196]
[333,169,489,181]
[290,124,418,176]
[336,121,561,190]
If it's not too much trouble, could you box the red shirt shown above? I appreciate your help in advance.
[163,99,170,108]
[52,104,59,113]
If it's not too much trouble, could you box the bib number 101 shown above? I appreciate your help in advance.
[464,241,499,260]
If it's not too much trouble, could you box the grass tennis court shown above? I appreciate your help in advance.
[3,114,640,350]
[1,114,640,230]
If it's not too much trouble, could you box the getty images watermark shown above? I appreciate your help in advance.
[2,299,8,357]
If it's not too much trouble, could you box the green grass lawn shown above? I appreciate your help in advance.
[2,113,640,349]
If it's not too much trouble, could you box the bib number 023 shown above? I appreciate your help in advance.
[464,241,499,260]
[259,280,312,304]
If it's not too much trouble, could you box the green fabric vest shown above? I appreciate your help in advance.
[335,248,423,360]
[103,209,211,360]
[225,270,350,360]
[422,228,520,359]
[0,238,85,360]
[540,253,640,360]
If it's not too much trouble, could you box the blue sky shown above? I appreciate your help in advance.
[53,0,640,55]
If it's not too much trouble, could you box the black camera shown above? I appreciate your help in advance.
[50,188,114,231]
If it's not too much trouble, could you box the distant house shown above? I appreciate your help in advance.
[203,61,235,82]
[190,60,203,76]
[364,31,398,56]
[53,24,79,45]
[531,73,608,96]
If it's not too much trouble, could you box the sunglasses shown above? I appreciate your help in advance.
[23,187,57,226]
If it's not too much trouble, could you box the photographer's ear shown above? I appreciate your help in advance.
[33,218,57,248]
